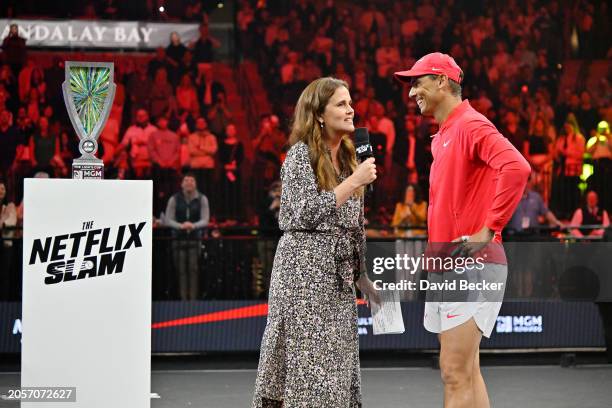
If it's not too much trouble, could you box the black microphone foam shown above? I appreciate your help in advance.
[354,127,374,194]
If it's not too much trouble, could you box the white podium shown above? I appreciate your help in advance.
[21,179,152,408]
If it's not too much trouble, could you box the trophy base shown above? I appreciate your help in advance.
[72,160,104,180]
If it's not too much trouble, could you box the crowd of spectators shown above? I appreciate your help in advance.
[0,0,611,236]
[239,0,611,226]
[0,20,251,222]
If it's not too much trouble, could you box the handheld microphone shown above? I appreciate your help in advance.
[354,127,374,194]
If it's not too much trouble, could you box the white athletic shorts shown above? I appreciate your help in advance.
[423,263,507,338]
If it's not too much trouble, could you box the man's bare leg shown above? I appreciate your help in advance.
[439,318,482,408]
[472,346,490,408]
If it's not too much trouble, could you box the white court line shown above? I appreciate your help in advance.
[1,365,610,376]
[149,365,612,374]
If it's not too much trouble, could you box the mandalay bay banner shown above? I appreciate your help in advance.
[0,19,211,49]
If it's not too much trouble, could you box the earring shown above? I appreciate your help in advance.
[320,122,324,128]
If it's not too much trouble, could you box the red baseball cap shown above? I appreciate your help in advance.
[394,52,463,84]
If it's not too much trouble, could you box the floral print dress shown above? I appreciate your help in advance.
[252,141,366,408]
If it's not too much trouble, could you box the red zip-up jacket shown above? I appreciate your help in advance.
[427,100,531,263]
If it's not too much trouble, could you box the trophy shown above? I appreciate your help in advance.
[62,62,116,179]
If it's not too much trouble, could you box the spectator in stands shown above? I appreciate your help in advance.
[30,67,47,107]
[58,129,79,169]
[258,179,281,234]
[529,88,555,124]
[359,2,386,36]
[570,190,610,238]
[333,62,352,88]
[0,179,17,299]
[551,114,586,219]
[5,106,32,202]
[501,110,527,152]
[533,51,557,98]
[351,62,368,94]
[555,91,581,130]
[183,1,204,21]
[14,106,33,141]
[1,24,26,77]
[237,0,255,54]
[332,40,354,73]
[25,87,42,124]
[187,117,218,200]
[507,173,564,233]
[81,2,98,19]
[256,178,282,287]
[99,0,120,19]
[0,65,17,112]
[106,150,130,180]
[118,108,157,179]
[576,3,595,59]
[354,87,383,123]
[372,104,395,169]
[524,114,554,203]
[219,123,244,220]
[464,59,492,98]
[0,88,10,115]
[295,0,317,27]
[150,68,174,119]
[375,36,400,79]
[0,85,9,113]
[48,131,70,178]
[416,0,436,29]
[576,90,600,137]
[149,116,181,216]
[401,10,419,43]
[164,173,210,300]
[472,89,493,115]
[253,114,286,181]
[29,116,59,175]
[264,16,284,49]
[0,110,19,178]
[44,58,64,109]
[391,184,427,237]
[126,64,152,119]
[586,120,612,210]
[0,180,17,237]
[308,27,333,70]
[166,32,187,86]
[195,65,224,116]
[280,51,303,84]
[147,47,169,80]
[176,73,200,117]
[18,59,34,103]
[41,104,58,130]
[593,76,611,111]
[207,90,232,139]
[392,115,423,188]
[302,56,322,83]
[191,23,221,64]
[177,50,197,84]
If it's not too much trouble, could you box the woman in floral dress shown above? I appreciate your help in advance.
[252,77,379,407]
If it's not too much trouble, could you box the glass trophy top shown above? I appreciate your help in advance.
[68,66,112,138]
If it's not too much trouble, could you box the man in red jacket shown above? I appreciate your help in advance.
[395,53,530,408]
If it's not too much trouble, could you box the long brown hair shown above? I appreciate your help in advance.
[289,77,361,194]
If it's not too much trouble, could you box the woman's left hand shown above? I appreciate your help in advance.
[356,274,381,307]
